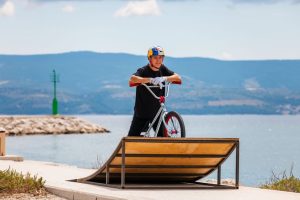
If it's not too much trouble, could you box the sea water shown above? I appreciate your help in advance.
[6,115,300,187]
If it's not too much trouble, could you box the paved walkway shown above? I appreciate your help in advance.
[1,160,300,200]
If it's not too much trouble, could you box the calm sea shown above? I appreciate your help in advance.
[6,115,300,187]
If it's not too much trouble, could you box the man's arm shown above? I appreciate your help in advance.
[165,73,181,83]
[129,73,182,84]
[129,75,151,84]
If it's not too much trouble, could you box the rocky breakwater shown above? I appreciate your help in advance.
[0,116,109,136]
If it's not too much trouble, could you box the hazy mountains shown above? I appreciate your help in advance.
[1,51,300,114]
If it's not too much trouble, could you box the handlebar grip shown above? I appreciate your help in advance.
[172,80,182,85]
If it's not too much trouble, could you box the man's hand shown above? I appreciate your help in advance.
[150,77,166,85]
[150,77,167,88]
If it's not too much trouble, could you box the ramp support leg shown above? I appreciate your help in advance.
[106,164,110,184]
[217,165,221,185]
[236,141,240,188]
[121,139,125,188]
[0,131,5,156]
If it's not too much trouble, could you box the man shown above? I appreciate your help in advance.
[128,46,182,137]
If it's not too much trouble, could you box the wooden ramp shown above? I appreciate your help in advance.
[77,137,239,189]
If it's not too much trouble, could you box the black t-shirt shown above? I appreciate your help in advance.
[133,64,174,119]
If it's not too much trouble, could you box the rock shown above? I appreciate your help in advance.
[0,116,110,136]
[204,178,236,186]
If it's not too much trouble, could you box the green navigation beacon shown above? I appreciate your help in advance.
[51,69,59,115]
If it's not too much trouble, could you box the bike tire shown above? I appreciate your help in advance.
[164,111,186,138]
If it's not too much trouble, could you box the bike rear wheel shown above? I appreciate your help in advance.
[164,111,185,138]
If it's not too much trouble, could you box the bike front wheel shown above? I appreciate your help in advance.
[164,111,186,138]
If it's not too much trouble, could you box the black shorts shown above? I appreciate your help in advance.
[128,116,164,137]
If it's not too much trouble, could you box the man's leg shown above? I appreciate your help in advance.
[128,116,149,137]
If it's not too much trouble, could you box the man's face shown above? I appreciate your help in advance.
[149,55,164,69]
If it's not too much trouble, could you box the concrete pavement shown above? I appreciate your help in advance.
[1,160,300,200]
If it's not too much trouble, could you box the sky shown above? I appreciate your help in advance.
[0,0,300,60]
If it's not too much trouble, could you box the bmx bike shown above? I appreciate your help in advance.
[130,81,185,138]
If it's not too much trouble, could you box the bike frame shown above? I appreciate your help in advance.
[141,82,171,137]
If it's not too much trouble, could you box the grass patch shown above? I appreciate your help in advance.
[0,168,46,195]
[260,166,300,193]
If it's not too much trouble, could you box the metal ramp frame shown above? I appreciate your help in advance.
[77,137,239,189]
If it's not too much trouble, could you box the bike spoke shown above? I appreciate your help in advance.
[170,117,176,128]
[168,116,180,137]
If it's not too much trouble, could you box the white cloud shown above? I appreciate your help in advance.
[221,52,234,60]
[0,1,15,16]
[114,0,160,17]
[62,4,75,13]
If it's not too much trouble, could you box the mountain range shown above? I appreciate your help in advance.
[1,51,300,114]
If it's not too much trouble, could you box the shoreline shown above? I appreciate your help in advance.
[0,115,109,136]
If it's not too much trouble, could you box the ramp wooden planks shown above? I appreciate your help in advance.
[77,137,239,189]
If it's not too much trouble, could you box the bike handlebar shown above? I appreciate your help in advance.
[129,80,181,87]
[129,81,180,100]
